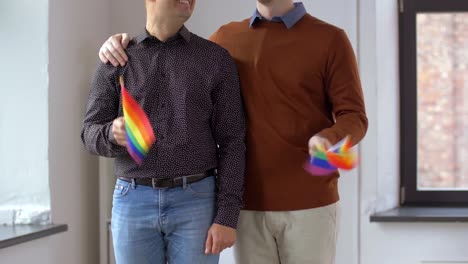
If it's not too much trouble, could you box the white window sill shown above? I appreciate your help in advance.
[370,206,468,222]
[0,224,67,249]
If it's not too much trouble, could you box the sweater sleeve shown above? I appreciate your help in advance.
[318,29,368,146]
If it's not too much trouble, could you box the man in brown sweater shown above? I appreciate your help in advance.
[98,1,367,263]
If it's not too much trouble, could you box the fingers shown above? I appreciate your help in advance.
[308,139,320,155]
[205,231,225,255]
[122,33,131,50]
[107,40,125,67]
[211,237,226,255]
[109,36,128,66]
[113,133,127,147]
[308,136,332,156]
[205,224,236,255]
[206,235,234,255]
[101,41,120,67]
[98,34,129,67]
[212,235,223,255]
[98,48,109,64]
[205,232,213,255]
[323,140,332,150]
[112,117,127,146]
[114,117,125,130]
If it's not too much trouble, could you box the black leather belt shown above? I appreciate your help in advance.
[118,168,216,189]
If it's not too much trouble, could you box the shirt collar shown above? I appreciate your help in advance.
[249,2,307,29]
[135,25,191,44]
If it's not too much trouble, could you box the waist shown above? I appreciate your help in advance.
[118,168,217,189]
[243,170,339,211]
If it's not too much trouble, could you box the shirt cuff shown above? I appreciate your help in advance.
[214,206,241,229]
[107,123,120,146]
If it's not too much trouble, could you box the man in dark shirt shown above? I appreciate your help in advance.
[81,0,246,263]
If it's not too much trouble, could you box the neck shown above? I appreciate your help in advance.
[257,0,295,20]
[146,13,184,42]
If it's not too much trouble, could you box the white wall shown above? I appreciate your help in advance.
[358,0,468,263]
[0,0,50,225]
[0,0,110,263]
[0,234,60,264]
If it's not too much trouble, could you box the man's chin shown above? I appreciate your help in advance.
[178,13,192,21]
[176,3,193,15]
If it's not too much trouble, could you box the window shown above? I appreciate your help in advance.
[0,2,51,224]
[400,0,468,204]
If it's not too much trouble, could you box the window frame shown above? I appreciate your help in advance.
[400,0,468,205]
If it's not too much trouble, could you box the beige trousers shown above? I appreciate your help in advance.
[234,202,340,264]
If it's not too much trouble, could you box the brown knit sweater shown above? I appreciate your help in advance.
[210,14,368,211]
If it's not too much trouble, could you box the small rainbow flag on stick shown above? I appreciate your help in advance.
[304,136,358,176]
[119,76,155,165]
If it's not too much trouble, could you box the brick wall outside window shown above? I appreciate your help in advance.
[417,13,468,189]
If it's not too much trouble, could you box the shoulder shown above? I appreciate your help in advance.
[190,33,233,60]
[209,18,251,43]
[298,14,351,48]
[217,18,250,34]
[124,39,143,55]
[301,14,345,35]
[93,60,119,80]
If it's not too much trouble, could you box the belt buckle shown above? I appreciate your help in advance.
[152,178,158,189]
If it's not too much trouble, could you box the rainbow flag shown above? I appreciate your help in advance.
[304,136,358,176]
[119,76,155,165]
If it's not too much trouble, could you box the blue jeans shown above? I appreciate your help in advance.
[111,176,219,264]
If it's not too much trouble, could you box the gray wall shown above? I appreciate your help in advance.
[0,0,109,262]
[48,0,110,262]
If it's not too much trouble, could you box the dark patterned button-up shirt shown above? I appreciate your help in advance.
[81,26,246,228]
